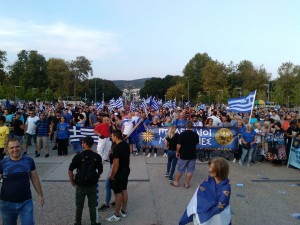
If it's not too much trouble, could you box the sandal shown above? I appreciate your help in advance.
[170,182,179,187]
[184,184,190,189]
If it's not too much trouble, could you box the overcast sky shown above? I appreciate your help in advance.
[0,0,299,80]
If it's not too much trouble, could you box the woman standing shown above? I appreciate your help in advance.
[240,124,257,167]
[232,119,246,163]
[179,157,231,225]
[271,122,287,166]
[56,116,69,156]
[165,126,179,181]
[147,116,161,157]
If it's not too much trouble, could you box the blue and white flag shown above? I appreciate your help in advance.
[163,100,172,108]
[179,176,231,225]
[172,98,177,109]
[185,101,190,107]
[96,101,104,110]
[151,98,160,111]
[115,97,123,109]
[140,99,147,111]
[109,98,116,109]
[69,126,98,143]
[227,90,256,113]
[130,102,136,112]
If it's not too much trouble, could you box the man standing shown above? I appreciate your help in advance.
[89,108,98,127]
[35,113,51,158]
[12,112,25,151]
[171,121,199,188]
[24,110,39,155]
[106,130,130,222]
[94,117,111,161]
[68,136,103,225]
[0,138,44,225]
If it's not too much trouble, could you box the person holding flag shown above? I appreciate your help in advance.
[179,157,231,225]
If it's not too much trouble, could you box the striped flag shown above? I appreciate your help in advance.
[130,102,136,112]
[227,90,256,113]
[115,97,123,109]
[172,98,176,109]
[69,126,98,143]
[185,101,190,107]
[96,101,104,110]
[151,98,160,111]
[140,99,147,111]
[109,98,116,109]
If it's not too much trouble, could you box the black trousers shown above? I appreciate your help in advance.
[57,138,68,155]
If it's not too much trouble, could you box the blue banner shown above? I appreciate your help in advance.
[288,138,300,169]
[138,127,239,152]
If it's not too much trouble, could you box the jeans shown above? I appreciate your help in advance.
[0,199,34,225]
[105,167,112,205]
[167,150,178,179]
[76,185,97,224]
[241,147,254,163]
[72,141,82,153]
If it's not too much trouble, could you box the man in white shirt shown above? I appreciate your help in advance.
[24,110,39,154]
[208,111,221,127]
[121,113,134,153]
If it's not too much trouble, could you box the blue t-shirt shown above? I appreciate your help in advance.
[173,119,186,127]
[35,119,50,137]
[0,156,36,202]
[241,130,256,143]
[57,122,69,139]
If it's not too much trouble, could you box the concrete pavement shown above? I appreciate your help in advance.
[6,143,300,225]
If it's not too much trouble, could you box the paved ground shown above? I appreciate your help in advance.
[3,143,300,225]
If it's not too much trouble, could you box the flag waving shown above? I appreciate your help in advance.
[179,176,231,225]
[227,90,256,113]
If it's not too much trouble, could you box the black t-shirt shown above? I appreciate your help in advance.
[178,130,199,160]
[13,119,24,136]
[112,141,130,171]
[166,133,179,151]
[69,150,103,176]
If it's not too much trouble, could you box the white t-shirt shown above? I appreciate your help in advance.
[26,116,39,135]
[254,128,262,143]
[122,119,134,135]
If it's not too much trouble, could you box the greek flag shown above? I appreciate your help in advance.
[163,100,173,108]
[109,98,116,109]
[115,97,123,109]
[179,176,231,225]
[151,98,160,111]
[185,101,190,107]
[130,102,136,112]
[96,101,104,110]
[140,99,147,111]
[227,90,256,113]
[172,99,176,109]
[69,126,98,143]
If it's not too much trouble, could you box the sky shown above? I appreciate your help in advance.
[0,0,299,81]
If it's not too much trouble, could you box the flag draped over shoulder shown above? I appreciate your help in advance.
[179,176,231,225]
[69,126,98,143]
[227,90,256,113]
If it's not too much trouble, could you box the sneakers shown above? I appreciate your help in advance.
[239,160,243,166]
[232,158,236,163]
[165,173,169,177]
[45,154,49,158]
[35,154,40,158]
[154,153,157,158]
[105,214,121,222]
[52,146,57,150]
[134,152,139,156]
[110,201,115,206]
[247,162,251,167]
[147,153,151,158]
[163,153,167,157]
[98,204,110,211]
[119,210,127,218]
[168,177,173,181]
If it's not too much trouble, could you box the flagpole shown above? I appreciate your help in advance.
[248,90,257,125]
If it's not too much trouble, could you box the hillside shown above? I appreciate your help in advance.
[112,77,152,90]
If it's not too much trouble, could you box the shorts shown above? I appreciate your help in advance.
[110,169,130,194]
[37,136,48,149]
[177,159,196,174]
[26,134,37,145]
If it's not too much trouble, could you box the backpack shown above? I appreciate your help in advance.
[75,153,99,187]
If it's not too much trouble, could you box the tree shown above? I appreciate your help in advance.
[166,82,187,103]
[0,50,8,83]
[47,58,71,98]
[69,56,93,101]
[183,52,212,101]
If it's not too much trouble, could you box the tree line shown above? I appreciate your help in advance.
[140,53,300,107]
[0,50,122,102]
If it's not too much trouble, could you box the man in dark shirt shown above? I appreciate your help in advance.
[171,121,199,188]
[105,130,130,222]
[68,136,103,225]
[0,138,44,225]
[35,113,51,158]
[12,112,25,150]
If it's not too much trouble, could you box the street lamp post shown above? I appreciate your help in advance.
[263,83,270,102]
[181,95,184,106]
[288,96,290,108]
[186,78,190,102]
[94,79,97,103]
[164,94,166,103]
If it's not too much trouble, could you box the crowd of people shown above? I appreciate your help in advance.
[0,100,300,224]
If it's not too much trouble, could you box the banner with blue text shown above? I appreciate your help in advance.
[138,127,239,151]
